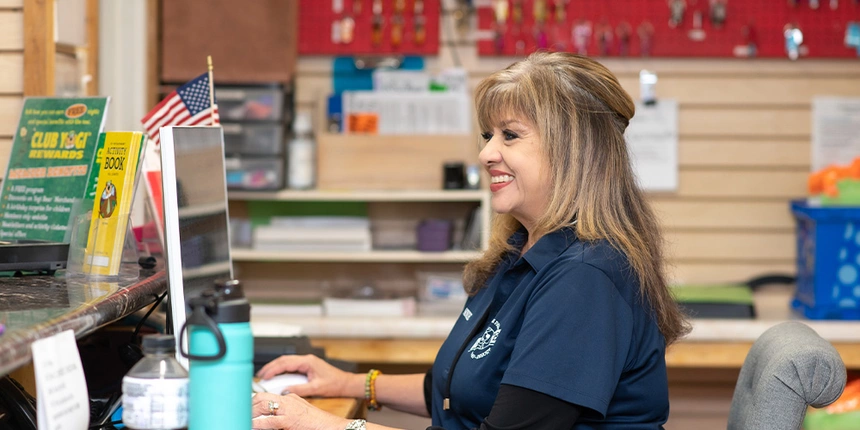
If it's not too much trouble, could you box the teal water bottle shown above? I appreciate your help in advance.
[180,279,253,430]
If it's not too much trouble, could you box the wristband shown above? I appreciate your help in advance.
[365,369,382,411]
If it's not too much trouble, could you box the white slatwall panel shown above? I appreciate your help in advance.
[0,53,24,93]
[0,137,11,176]
[0,10,23,51]
[0,96,22,137]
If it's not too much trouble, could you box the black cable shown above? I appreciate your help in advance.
[130,291,168,344]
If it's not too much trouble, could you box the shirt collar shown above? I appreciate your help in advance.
[520,226,579,272]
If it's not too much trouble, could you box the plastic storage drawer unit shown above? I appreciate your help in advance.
[217,86,284,121]
[791,200,860,320]
[222,123,284,155]
[225,157,284,190]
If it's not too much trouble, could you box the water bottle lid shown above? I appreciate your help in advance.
[212,279,251,323]
[216,279,244,301]
[142,334,176,354]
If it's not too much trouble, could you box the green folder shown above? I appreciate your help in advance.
[672,284,755,319]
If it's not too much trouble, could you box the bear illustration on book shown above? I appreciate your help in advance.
[64,131,76,149]
[99,180,117,218]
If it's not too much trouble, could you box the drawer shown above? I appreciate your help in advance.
[217,86,284,121]
[222,123,285,155]
[225,156,284,190]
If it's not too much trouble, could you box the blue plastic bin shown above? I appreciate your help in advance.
[791,200,860,320]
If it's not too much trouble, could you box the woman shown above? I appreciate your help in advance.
[251,52,690,430]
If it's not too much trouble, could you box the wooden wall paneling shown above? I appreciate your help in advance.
[679,139,809,168]
[667,262,797,284]
[0,10,23,50]
[0,96,23,137]
[317,134,480,190]
[679,108,809,137]
[652,199,795,230]
[667,231,795,261]
[0,53,24,93]
[675,170,807,198]
[23,0,53,96]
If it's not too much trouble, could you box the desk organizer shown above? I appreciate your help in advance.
[791,200,860,320]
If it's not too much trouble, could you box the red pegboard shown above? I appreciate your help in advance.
[299,0,441,55]
[477,0,860,58]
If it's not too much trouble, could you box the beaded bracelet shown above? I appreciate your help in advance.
[365,369,382,411]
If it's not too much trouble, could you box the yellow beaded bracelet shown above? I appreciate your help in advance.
[365,369,382,411]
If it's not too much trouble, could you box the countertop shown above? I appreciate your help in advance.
[0,270,167,376]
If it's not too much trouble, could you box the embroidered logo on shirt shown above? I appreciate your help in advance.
[462,308,472,321]
[469,319,501,360]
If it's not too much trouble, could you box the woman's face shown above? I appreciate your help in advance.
[478,117,552,231]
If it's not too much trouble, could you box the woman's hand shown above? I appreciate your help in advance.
[251,392,347,430]
[256,354,364,398]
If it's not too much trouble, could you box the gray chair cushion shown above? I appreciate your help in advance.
[727,321,847,430]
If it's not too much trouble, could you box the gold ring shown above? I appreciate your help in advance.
[268,400,280,415]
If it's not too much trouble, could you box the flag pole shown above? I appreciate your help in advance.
[207,55,216,124]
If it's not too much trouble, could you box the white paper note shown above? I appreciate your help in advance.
[812,97,860,171]
[31,329,90,430]
[625,100,679,192]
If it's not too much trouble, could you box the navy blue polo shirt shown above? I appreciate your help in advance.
[430,227,669,429]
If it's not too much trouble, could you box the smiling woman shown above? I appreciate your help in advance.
[251,53,690,430]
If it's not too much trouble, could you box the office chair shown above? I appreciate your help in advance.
[727,321,847,430]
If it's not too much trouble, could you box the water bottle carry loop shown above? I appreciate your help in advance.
[178,304,228,361]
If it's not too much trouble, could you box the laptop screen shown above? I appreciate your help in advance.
[159,126,233,367]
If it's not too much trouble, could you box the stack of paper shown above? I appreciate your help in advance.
[252,216,372,252]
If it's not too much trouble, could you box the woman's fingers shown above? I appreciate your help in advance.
[251,415,281,430]
[257,354,314,379]
[251,392,280,416]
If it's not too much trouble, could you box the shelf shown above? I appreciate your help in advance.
[228,189,488,202]
[231,248,481,263]
[182,261,232,280]
[178,201,227,219]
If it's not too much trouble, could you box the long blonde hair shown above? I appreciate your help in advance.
[464,52,690,345]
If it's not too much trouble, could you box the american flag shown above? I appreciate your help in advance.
[141,72,220,145]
